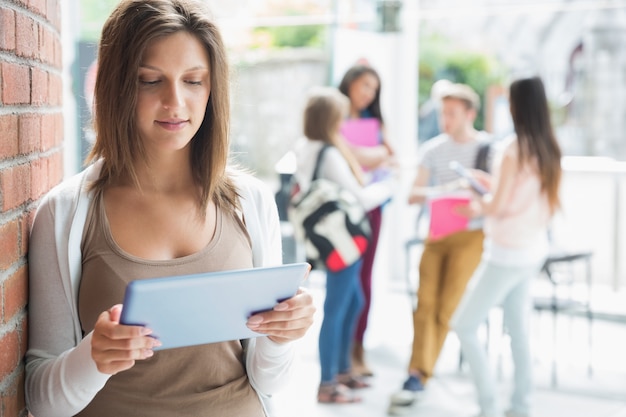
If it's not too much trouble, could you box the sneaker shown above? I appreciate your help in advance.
[402,375,424,392]
[387,403,415,416]
[389,375,424,407]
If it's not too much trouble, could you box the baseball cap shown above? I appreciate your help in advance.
[440,83,481,111]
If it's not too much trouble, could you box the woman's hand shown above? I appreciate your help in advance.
[246,288,316,344]
[91,304,162,375]
[468,169,493,191]
[454,199,483,219]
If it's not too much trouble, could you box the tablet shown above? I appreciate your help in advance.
[449,160,489,196]
[119,262,310,350]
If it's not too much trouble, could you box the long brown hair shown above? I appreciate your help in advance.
[86,0,238,213]
[303,87,365,185]
[509,76,562,212]
[338,64,384,124]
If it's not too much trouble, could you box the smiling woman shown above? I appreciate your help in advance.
[135,32,212,156]
[25,1,315,416]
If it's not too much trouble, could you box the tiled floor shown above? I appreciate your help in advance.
[269,270,626,417]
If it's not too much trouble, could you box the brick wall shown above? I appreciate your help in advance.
[0,0,63,416]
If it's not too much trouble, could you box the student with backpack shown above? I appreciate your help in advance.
[389,82,492,414]
[292,87,396,404]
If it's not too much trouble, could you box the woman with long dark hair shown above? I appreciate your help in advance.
[452,76,562,417]
[338,64,396,377]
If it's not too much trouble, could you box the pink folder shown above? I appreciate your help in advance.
[340,118,380,147]
[428,196,470,240]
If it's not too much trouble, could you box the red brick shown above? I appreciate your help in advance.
[0,164,31,211]
[19,312,28,357]
[20,214,31,257]
[40,26,54,66]
[47,151,63,188]
[15,13,38,59]
[53,35,62,69]
[0,115,19,159]
[24,209,36,240]
[0,220,19,270]
[0,330,19,379]
[0,8,16,52]
[54,112,64,146]
[1,62,30,105]
[31,67,47,105]
[4,267,28,323]
[40,113,54,152]
[28,0,47,17]
[47,0,61,29]
[0,367,25,417]
[49,72,62,106]
[18,114,41,154]
[30,157,47,200]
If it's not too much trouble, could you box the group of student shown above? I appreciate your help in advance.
[22,0,562,416]
[293,64,562,417]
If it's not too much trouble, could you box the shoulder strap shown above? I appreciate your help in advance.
[312,144,331,182]
[474,141,491,172]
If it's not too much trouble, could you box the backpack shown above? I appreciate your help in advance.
[288,145,371,272]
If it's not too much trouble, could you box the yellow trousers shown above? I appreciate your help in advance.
[409,229,484,382]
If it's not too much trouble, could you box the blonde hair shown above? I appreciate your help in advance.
[303,87,365,185]
[86,0,238,214]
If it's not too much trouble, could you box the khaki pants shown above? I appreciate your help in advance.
[409,229,484,382]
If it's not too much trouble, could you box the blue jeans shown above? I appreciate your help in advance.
[319,261,364,384]
[453,261,541,417]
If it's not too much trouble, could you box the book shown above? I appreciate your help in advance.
[340,118,380,147]
[428,195,471,240]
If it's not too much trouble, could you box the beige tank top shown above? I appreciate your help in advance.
[76,192,264,416]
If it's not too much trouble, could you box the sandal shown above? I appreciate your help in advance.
[317,383,362,404]
[337,373,371,389]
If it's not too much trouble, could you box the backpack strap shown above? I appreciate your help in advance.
[473,141,491,172]
[312,144,331,182]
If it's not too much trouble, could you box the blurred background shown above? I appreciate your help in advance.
[59,0,625,415]
[64,0,625,291]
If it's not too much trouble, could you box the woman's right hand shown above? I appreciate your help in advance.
[91,304,161,375]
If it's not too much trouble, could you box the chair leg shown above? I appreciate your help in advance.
[551,295,558,388]
[586,258,593,379]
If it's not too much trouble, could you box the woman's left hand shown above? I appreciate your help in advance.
[454,199,483,219]
[246,288,316,344]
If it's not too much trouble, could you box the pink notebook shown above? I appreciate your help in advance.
[340,118,380,147]
[428,196,471,240]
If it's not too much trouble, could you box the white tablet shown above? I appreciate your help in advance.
[119,262,310,350]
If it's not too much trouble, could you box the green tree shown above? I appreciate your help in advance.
[79,0,119,41]
[253,24,326,49]
[419,32,506,131]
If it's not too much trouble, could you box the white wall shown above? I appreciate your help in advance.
[551,157,626,289]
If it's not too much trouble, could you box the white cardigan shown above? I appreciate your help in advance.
[25,159,293,417]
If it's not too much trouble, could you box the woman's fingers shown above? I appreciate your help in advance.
[246,288,316,344]
[91,305,161,375]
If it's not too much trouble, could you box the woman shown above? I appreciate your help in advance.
[452,76,562,417]
[25,1,315,415]
[293,87,395,403]
[338,64,397,377]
